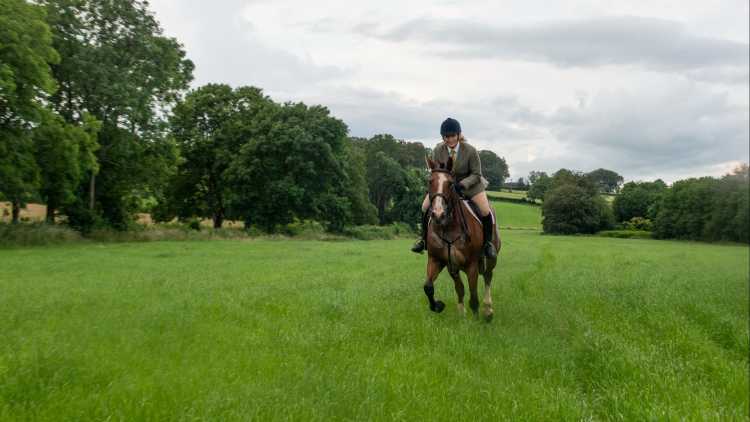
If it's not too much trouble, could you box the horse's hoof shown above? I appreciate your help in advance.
[483,311,494,322]
[432,300,445,313]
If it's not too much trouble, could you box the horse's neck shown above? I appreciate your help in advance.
[444,198,465,234]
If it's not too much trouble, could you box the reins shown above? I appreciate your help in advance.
[428,172,472,274]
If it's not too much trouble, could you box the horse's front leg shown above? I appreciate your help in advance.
[424,256,446,313]
[482,269,494,322]
[466,262,480,316]
[449,270,465,316]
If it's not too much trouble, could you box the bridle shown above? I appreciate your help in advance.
[428,168,471,273]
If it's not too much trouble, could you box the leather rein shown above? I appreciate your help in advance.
[428,169,471,273]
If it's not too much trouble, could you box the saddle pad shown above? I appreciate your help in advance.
[461,200,495,225]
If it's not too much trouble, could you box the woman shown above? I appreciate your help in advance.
[411,117,497,258]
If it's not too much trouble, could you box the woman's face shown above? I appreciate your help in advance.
[442,134,459,147]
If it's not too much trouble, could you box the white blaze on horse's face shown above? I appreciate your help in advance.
[431,172,450,222]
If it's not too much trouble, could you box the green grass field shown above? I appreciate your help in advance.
[492,200,542,230]
[1,226,747,420]
[487,189,531,201]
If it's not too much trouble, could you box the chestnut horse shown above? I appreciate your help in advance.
[422,156,500,321]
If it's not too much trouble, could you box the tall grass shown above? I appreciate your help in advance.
[0,232,746,420]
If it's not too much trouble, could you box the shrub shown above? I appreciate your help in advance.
[542,184,612,234]
[344,223,414,240]
[623,217,653,231]
[281,219,326,238]
[613,180,667,222]
[0,223,83,247]
[187,219,201,231]
[597,230,653,239]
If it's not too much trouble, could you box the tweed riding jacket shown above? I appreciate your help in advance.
[432,141,488,199]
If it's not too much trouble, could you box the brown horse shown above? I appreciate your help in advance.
[422,156,501,321]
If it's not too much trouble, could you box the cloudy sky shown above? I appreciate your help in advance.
[149,0,748,183]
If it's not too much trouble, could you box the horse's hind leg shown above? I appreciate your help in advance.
[449,271,465,316]
[482,270,494,322]
[424,256,446,313]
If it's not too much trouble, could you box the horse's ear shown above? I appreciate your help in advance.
[446,156,454,172]
[426,156,435,170]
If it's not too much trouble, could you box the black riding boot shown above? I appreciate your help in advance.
[480,213,497,258]
[411,211,429,253]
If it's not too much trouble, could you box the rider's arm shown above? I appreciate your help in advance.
[459,147,482,190]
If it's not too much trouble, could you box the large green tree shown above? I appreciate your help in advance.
[527,171,551,202]
[33,111,100,222]
[479,150,509,190]
[0,0,59,223]
[40,0,194,228]
[341,140,378,226]
[227,102,354,232]
[612,180,667,222]
[366,151,409,224]
[164,84,275,228]
[542,169,613,234]
[586,168,624,194]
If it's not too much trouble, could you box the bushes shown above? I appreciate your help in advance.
[652,173,749,243]
[622,217,653,231]
[613,180,667,222]
[597,230,653,239]
[344,222,414,240]
[0,223,82,247]
[541,170,613,235]
[542,184,613,234]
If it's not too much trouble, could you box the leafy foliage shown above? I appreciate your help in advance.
[653,166,749,243]
[479,150,509,190]
[527,171,552,202]
[227,102,353,232]
[542,170,613,234]
[0,0,59,222]
[40,0,194,229]
[612,180,667,222]
[32,111,100,222]
[163,84,275,227]
[586,168,624,194]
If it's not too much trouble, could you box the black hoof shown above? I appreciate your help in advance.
[431,300,445,313]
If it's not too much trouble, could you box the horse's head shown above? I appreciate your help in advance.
[426,156,456,227]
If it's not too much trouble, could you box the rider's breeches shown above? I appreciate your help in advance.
[422,191,492,217]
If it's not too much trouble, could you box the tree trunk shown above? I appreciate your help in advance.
[89,173,96,210]
[213,210,224,229]
[46,205,56,224]
[11,200,20,224]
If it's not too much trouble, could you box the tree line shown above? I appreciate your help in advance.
[0,0,509,233]
[524,165,749,243]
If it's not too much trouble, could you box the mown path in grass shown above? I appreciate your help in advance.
[1,233,747,420]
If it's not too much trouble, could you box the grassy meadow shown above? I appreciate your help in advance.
[492,200,542,230]
[0,201,748,420]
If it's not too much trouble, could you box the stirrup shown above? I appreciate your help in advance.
[411,239,426,254]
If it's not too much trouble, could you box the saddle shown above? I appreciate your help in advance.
[461,200,495,226]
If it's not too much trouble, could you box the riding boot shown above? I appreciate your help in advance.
[411,211,429,253]
[480,213,497,258]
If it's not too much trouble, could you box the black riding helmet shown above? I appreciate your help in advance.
[440,118,461,137]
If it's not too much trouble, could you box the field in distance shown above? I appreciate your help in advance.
[1,231,746,420]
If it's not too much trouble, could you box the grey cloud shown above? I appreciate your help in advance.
[297,88,547,143]
[546,83,749,180]
[150,0,346,93]
[358,16,749,83]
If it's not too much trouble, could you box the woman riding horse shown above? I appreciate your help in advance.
[412,117,497,258]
